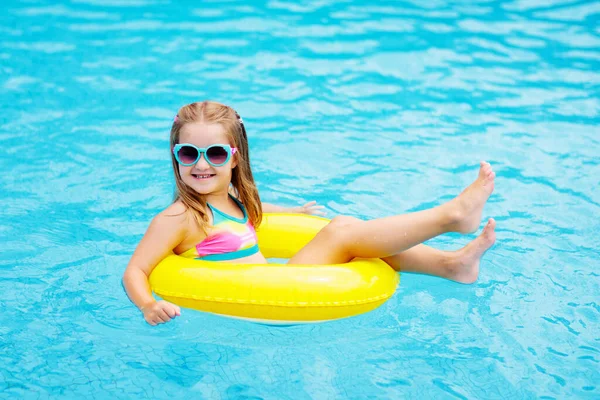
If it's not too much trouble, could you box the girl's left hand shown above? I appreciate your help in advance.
[296,201,326,216]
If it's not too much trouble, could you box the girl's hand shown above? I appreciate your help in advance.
[141,300,181,326]
[295,201,326,216]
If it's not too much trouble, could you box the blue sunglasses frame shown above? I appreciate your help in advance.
[172,144,237,167]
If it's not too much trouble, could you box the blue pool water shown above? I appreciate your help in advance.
[1,0,599,398]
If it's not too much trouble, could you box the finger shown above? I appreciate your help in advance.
[149,314,163,325]
[164,301,181,316]
[157,310,170,323]
[303,201,317,207]
[307,206,326,215]
[160,309,172,321]
[165,306,178,318]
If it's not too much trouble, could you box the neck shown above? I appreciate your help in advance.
[202,189,231,207]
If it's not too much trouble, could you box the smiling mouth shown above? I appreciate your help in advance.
[192,174,215,180]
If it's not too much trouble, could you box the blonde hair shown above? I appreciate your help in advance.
[169,101,262,231]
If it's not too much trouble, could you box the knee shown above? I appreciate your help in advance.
[329,215,360,228]
[317,215,360,249]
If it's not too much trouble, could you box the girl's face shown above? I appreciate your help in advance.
[176,122,237,196]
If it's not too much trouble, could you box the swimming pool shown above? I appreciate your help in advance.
[1,0,598,398]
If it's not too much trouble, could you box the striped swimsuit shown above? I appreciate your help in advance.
[180,195,259,261]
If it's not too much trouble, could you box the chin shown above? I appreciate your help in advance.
[185,182,215,195]
[183,177,223,195]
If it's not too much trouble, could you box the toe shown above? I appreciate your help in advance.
[479,162,490,177]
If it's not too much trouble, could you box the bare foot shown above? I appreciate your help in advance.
[446,218,496,284]
[447,161,495,233]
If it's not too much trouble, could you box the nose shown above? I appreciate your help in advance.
[194,153,211,169]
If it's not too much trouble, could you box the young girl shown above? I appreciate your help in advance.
[123,101,496,326]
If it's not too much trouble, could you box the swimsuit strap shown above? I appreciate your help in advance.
[187,194,258,262]
[206,194,248,225]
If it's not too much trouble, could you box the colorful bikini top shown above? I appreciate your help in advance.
[180,195,259,261]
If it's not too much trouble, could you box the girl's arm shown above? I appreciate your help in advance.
[122,204,188,325]
[262,201,326,216]
[229,186,326,216]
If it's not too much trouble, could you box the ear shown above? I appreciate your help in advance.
[231,153,238,169]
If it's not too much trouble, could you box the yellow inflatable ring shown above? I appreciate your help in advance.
[149,213,399,324]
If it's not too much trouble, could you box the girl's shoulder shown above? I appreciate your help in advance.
[162,200,189,216]
[141,201,192,253]
[153,201,194,228]
[162,200,209,254]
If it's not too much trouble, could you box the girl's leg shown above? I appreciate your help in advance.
[288,162,495,265]
[382,218,496,283]
[292,215,496,282]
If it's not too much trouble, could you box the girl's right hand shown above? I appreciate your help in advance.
[141,300,181,326]
[296,201,326,216]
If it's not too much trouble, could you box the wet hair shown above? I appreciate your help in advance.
[169,101,262,231]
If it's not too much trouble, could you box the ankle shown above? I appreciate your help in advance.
[442,203,465,232]
[442,252,461,278]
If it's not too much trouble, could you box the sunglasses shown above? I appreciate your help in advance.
[173,144,237,167]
